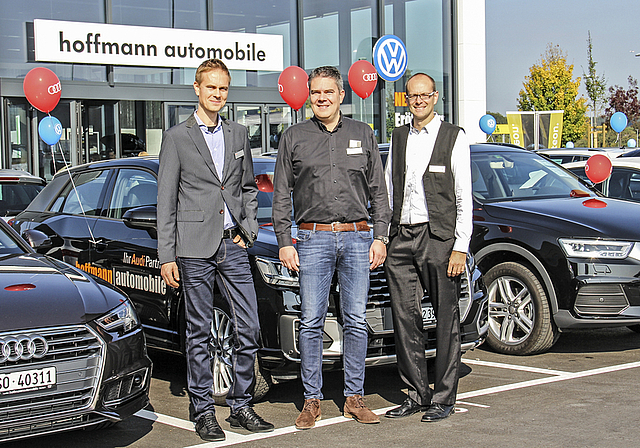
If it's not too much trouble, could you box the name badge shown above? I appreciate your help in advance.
[347,147,363,155]
[234,150,244,159]
[429,165,446,173]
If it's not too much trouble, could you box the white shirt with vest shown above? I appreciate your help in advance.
[384,113,473,253]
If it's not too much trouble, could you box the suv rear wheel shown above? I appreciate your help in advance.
[485,262,558,355]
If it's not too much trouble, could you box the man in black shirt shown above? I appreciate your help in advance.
[272,66,391,430]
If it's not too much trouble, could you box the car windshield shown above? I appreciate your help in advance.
[472,152,595,202]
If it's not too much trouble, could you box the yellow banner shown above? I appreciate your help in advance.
[494,124,510,135]
[547,111,564,148]
[507,113,525,147]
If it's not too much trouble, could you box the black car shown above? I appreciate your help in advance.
[471,144,640,354]
[0,219,151,443]
[378,142,640,355]
[11,155,488,403]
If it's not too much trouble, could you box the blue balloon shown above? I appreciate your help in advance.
[628,138,637,148]
[610,111,628,133]
[38,116,62,145]
[479,114,497,135]
[566,142,574,148]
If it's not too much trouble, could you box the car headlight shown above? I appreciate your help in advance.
[255,256,300,288]
[96,300,140,334]
[558,238,634,259]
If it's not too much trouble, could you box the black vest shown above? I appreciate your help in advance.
[390,121,461,241]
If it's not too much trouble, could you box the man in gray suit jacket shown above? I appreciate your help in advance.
[157,59,273,442]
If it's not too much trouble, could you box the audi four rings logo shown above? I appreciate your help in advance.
[373,35,408,82]
[0,335,48,363]
[362,72,377,82]
[47,82,61,95]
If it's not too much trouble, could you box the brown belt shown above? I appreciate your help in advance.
[298,221,369,232]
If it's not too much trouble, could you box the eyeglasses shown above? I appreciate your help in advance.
[406,91,437,102]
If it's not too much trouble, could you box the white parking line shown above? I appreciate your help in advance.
[463,358,570,376]
[458,360,640,400]
[136,360,640,447]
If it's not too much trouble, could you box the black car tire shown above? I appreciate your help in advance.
[209,301,271,406]
[627,325,640,333]
[485,261,558,355]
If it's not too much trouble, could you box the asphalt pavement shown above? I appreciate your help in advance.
[6,327,640,448]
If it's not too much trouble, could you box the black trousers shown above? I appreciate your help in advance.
[384,223,461,406]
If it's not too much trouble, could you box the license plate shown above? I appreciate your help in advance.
[422,304,436,327]
[0,366,56,395]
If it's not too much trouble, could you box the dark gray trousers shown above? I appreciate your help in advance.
[384,223,461,406]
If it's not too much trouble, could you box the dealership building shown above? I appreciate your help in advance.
[0,0,485,180]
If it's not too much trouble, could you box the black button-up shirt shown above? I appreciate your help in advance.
[272,115,391,248]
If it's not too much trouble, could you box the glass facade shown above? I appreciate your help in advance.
[0,0,455,176]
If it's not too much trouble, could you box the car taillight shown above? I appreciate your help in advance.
[7,218,15,227]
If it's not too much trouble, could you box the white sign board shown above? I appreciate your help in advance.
[33,19,284,71]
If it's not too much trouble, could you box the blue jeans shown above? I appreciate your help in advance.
[178,239,260,419]
[296,228,371,399]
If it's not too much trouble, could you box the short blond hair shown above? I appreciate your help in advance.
[195,59,231,85]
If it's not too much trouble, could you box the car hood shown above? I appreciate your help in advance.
[0,253,125,332]
[481,197,640,240]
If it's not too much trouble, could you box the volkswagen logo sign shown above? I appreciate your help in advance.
[0,335,49,363]
[373,35,408,82]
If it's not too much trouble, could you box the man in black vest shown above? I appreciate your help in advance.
[383,73,472,422]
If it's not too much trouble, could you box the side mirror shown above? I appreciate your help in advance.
[22,229,53,252]
[123,206,157,230]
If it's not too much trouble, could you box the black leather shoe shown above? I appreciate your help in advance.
[385,397,428,418]
[195,412,225,441]
[421,403,455,422]
[226,407,275,433]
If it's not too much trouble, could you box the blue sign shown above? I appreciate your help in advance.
[373,35,408,82]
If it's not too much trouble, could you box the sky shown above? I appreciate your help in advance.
[485,0,640,115]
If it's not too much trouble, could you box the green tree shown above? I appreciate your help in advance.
[518,43,588,145]
[582,31,607,147]
[486,111,507,124]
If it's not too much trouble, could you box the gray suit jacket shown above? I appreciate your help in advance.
[157,113,259,264]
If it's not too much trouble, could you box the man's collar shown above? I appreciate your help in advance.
[312,113,343,133]
[410,113,440,134]
[195,112,222,131]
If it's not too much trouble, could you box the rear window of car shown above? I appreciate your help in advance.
[50,170,109,216]
[0,183,44,216]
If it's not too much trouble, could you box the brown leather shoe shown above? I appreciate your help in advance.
[343,395,380,424]
[295,398,321,429]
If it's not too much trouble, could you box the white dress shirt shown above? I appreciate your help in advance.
[384,113,473,253]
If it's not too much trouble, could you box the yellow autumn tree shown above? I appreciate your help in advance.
[518,44,588,145]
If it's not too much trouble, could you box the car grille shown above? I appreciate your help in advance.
[365,265,474,333]
[0,325,105,441]
[574,284,630,316]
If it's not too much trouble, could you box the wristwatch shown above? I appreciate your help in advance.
[374,236,389,245]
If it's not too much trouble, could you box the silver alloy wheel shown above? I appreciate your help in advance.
[487,275,535,345]
[209,307,234,398]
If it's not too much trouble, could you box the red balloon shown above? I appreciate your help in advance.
[348,60,378,99]
[584,154,612,184]
[23,67,61,113]
[278,66,308,110]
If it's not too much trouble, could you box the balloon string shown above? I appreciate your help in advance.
[49,113,98,245]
